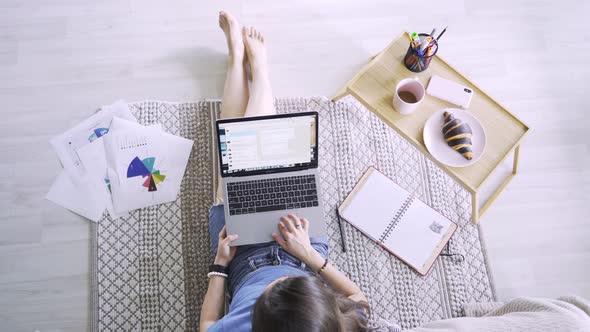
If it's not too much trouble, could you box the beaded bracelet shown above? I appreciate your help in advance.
[317,258,329,275]
[207,271,228,279]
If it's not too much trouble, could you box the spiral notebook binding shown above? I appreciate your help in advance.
[378,195,415,243]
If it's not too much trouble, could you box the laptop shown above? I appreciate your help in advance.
[216,111,326,246]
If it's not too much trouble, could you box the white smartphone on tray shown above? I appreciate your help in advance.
[426,75,474,109]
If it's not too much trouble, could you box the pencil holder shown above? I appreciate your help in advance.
[403,33,438,73]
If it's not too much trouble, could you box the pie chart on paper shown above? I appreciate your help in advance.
[127,156,166,192]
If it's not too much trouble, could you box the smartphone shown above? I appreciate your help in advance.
[426,75,474,109]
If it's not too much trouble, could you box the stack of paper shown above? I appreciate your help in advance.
[46,101,194,222]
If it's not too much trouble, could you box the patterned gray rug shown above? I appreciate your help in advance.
[90,97,496,331]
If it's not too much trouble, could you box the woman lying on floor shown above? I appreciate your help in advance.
[199,11,370,332]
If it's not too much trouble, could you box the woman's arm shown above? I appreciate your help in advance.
[302,247,367,302]
[271,215,368,303]
[200,276,227,331]
[199,226,239,331]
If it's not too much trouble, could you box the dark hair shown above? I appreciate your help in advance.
[252,275,370,332]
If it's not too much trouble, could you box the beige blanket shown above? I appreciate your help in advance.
[374,296,590,332]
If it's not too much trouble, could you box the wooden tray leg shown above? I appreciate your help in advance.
[476,145,521,223]
[332,85,350,102]
[471,191,479,224]
[512,145,520,174]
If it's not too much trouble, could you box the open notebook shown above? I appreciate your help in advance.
[338,167,457,275]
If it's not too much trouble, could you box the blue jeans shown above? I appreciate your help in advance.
[209,204,329,296]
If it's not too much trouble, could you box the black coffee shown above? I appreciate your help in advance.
[398,90,417,103]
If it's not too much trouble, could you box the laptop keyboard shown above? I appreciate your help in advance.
[227,174,318,216]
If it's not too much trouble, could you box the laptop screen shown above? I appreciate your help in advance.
[216,112,318,177]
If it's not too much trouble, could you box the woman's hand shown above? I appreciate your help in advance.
[272,214,366,303]
[214,226,239,266]
[272,214,322,268]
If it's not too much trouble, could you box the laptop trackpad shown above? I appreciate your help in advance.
[228,207,325,246]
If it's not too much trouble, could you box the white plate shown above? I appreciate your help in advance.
[423,108,486,168]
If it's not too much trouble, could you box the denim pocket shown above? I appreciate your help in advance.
[248,249,275,270]
[311,242,329,259]
[276,249,308,271]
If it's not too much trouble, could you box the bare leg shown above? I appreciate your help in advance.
[243,26,276,117]
[219,11,248,119]
[216,11,248,202]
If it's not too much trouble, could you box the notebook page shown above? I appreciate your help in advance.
[382,198,453,269]
[340,168,409,241]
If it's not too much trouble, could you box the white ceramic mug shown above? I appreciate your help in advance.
[392,78,425,115]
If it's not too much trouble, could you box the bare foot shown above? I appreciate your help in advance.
[219,11,243,61]
[242,26,268,80]
[242,26,274,116]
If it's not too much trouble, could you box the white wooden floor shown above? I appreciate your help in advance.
[1,0,588,330]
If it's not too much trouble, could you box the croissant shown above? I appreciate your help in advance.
[442,111,473,160]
